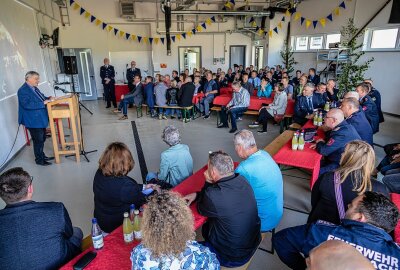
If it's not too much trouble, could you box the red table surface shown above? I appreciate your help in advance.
[213,95,273,111]
[115,84,130,102]
[61,166,210,270]
[390,193,400,244]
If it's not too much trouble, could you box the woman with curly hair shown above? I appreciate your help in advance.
[130,191,220,270]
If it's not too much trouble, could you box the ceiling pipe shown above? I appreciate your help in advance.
[164,0,172,55]
[169,10,271,16]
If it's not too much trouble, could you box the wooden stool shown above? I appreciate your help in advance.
[47,95,81,163]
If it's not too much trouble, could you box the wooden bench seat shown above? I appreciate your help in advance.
[264,130,296,156]
[154,105,194,122]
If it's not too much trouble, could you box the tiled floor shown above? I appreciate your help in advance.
[1,100,399,270]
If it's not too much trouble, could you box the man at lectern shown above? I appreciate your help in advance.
[17,71,54,166]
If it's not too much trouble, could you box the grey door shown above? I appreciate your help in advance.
[63,48,98,101]
[229,45,246,68]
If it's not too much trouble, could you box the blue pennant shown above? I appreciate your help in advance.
[339,1,346,8]
[192,29,196,34]
[137,36,142,43]
[70,0,74,5]
[327,14,333,21]
[114,28,118,35]
[273,27,278,34]
[210,16,216,22]
[171,36,176,42]
[313,20,318,28]
[125,33,130,39]
[102,23,107,30]
[149,38,153,44]
[281,16,285,22]
[201,22,207,29]
[80,8,85,15]
[290,7,296,14]
[249,17,254,23]
[160,37,165,44]
[255,26,260,31]
[90,16,96,23]
[300,17,305,25]
[182,33,186,39]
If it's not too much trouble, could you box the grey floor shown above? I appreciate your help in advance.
[1,100,399,270]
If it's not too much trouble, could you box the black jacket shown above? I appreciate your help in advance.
[0,201,81,270]
[100,65,115,85]
[93,170,147,233]
[294,94,324,125]
[166,87,179,105]
[308,171,389,224]
[178,83,195,107]
[197,173,261,263]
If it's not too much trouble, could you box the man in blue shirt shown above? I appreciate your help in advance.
[273,191,400,270]
[17,71,54,166]
[197,71,218,119]
[234,130,283,232]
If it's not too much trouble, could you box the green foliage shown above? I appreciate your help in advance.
[338,18,374,96]
[280,41,297,76]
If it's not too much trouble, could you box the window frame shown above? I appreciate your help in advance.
[290,32,341,52]
[363,26,400,52]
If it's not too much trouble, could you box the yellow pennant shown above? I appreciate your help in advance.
[294,12,301,21]
[224,2,232,9]
[107,25,113,32]
[119,31,125,37]
[278,22,282,29]
[196,25,202,32]
[131,35,136,41]
[154,38,159,44]
[269,30,273,38]
[306,19,311,29]
[187,31,193,37]
[319,18,326,27]
[206,18,212,26]
[285,9,291,17]
[142,37,148,43]
[95,19,102,26]
[334,7,340,16]
[176,34,181,41]
[73,3,80,10]
[84,11,90,18]
[251,21,257,27]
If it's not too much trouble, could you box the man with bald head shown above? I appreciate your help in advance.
[310,108,360,175]
[306,240,374,270]
[340,98,373,145]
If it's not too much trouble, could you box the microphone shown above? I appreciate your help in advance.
[54,86,67,92]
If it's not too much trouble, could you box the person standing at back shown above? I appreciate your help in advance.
[100,58,117,108]
[126,60,141,91]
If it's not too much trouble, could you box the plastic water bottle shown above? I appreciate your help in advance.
[298,131,305,150]
[133,210,142,240]
[313,112,318,126]
[317,112,323,127]
[324,101,330,112]
[123,212,134,244]
[292,132,299,151]
[129,204,135,223]
[91,218,104,250]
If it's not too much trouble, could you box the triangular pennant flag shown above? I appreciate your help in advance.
[70,0,74,5]
[95,19,102,26]
[249,17,254,23]
[107,25,113,32]
[90,15,96,23]
[224,2,232,9]
[171,36,176,42]
[125,33,130,40]
[154,38,159,44]
[273,27,278,34]
[278,22,282,29]
[160,37,165,44]
[196,25,202,32]
[192,29,196,34]
[211,16,216,22]
[176,34,181,41]
[312,20,318,28]
[339,1,346,9]
[327,13,333,21]
[281,16,285,22]
[222,6,226,11]
[285,9,291,17]
[319,18,326,27]
[251,21,257,27]
[290,7,297,14]
[255,26,260,31]
[131,34,136,41]
[137,36,142,43]
[84,11,91,19]
[119,31,125,37]
[72,3,80,10]
[187,31,192,37]
[79,7,85,15]
[149,38,153,44]
[230,0,235,4]
[201,22,207,29]
[300,17,305,25]
[182,33,186,39]
[334,7,340,16]
[114,28,119,36]
[306,19,312,29]
[294,12,301,21]
[143,37,148,43]
[269,30,272,38]
[206,18,212,25]
[258,29,264,36]
[102,23,107,30]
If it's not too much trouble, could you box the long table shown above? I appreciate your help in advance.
[213,95,273,111]
[61,166,209,269]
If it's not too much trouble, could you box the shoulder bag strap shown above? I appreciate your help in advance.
[334,171,346,220]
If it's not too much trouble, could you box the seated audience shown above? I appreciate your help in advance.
[226,68,234,82]
[197,71,218,119]
[177,73,186,89]
[293,83,324,125]
[364,79,384,123]
[115,75,143,120]
[266,71,277,86]
[147,125,193,188]
[155,76,168,120]
[249,70,261,89]
[233,71,242,82]
[218,81,250,133]
[217,71,228,88]
[249,82,287,133]
[144,76,156,117]
[273,192,400,270]
[308,68,320,85]
[94,142,159,233]
[315,82,328,101]
[178,76,195,110]
[293,75,308,99]
[340,98,373,145]
[306,240,375,270]
[308,140,388,225]
[326,79,339,102]
[234,130,283,232]
[273,65,282,82]
[310,109,361,175]
[241,73,254,96]
[257,76,273,98]
[282,77,294,99]
[172,70,179,83]
[166,80,179,119]
[193,75,203,96]
[190,68,197,81]
[184,151,261,268]
[356,82,380,134]
[0,167,83,269]
[130,192,220,270]
[292,70,302,86]
[376,143,400,176]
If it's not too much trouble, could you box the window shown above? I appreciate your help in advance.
[370,28,398,49]
[295,36,308,51]
[310,36,323,49]
[325,34,341,49]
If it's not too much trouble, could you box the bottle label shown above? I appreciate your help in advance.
[124,232,134,243]
[134,230,142,239]
[92,235,104,249]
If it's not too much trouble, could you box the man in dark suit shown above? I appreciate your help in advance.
[308,68,320,86]
[114,75,144,120]
[18,71,54,166]
[126,60,141,91]
[356,82,380,134]
[100,58,117,108]
[294,83,325,125]
[364,79,384,123]
[0,167,83,270]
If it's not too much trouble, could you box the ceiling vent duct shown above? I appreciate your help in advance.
[120,1,135,20]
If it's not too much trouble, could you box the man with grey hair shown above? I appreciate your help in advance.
[234,130,283,232]
[294,82,324,125]
[343,91,359,100]
[184,151,261,267]
[18,71,54,166]
[146,125,193,187]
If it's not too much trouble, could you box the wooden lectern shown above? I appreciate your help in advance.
[47,95,81,163]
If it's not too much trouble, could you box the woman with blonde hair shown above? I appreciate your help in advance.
[93,142,159,233]
[130,191,219,270]
[308,140,388,224]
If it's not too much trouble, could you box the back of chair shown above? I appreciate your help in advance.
[390,193,400,243]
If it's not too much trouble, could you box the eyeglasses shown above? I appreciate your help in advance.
[324,116,336,120]
[30,176,33,185]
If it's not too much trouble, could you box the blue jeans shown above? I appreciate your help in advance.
[198,94,214,115]
[200,241,252,268]
[377,156,400,175]
[118,96,135,116]
[220,107,248,129]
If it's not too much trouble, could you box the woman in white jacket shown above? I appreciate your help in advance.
[249,83,288,133]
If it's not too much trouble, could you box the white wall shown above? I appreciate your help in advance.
[290,0,400,115]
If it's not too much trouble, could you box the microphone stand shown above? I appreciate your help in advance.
[70,74,94,115]
[55,87,97,162]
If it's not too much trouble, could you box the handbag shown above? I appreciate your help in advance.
[273,109,284,123]
[333,171,346,220]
